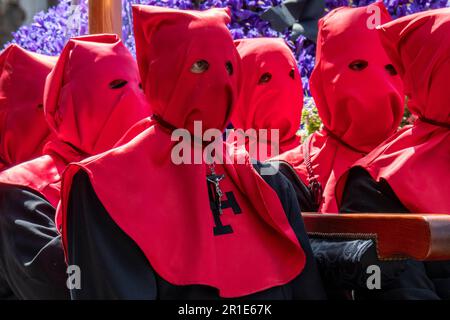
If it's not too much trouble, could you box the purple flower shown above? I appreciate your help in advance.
[4,0,450,102]
[5,0,88,56]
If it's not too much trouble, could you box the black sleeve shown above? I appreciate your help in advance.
[423,260,450,300]
[66,170,157,300]
[338,167,445,300]
[275,161,318,212]
[254,162,327,299]
[339,166,409,213]
[0,185,69,300]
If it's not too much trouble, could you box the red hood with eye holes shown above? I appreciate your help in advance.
[336,8,450,214]
[57,5,306,298]
[310,2,404,153]
[0,35,150,209]
[0,45,56,170]
[44,34,151,156]
[132,5,240,133]
[230,38,303,161]
[272,3,404,213]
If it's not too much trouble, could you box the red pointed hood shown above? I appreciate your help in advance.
[231,38,302,160]
[310,2,404,153]
[44,34,151,156]
[59,6,305,298]
[0,45,56,170]
[337,8,450,214]
[0,35,150,208]
[274,3,404,213]
[133,5,240,134]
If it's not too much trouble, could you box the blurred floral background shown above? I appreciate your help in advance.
[3,0,449,138]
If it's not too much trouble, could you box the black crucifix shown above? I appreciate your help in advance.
[206,166,242,236]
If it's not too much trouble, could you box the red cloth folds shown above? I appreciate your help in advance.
[274,2,404,213]
[44,34,151,156]
[0,45,56,170]
[1,35,150,209]
[230,38,303,161]
[59,6,305,298]
[337,8,450,214]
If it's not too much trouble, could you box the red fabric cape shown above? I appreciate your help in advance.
[0,141,83,207]
[275,129,365,213]
[59,122,305,298]
[273,3,404,213]
[58,6,305,298]
[337,9,450,214]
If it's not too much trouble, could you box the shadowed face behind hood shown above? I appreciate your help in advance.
[133,5,241,134]
[310,2,404,153]
[44,34,151,156]
[0,45,56,169]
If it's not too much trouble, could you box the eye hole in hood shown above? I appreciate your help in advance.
[348,60,368,71]
[226,61,233,75]
[190,60,210,74]
[109,79,128,89]
[385,64,398,76]
[258,72,272,85]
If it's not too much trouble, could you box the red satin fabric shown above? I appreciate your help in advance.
[59,6,305,298]
[338,8,450,214]
[230,38,302,161]
[0,45,56,170]
[274,3,404,213]
[0,35,150,208]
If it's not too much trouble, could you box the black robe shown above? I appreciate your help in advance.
[65,163,327,300]
[340,166,450,300]
[272,161,450,300]
[0,185,69,300]
[276,161,318,213]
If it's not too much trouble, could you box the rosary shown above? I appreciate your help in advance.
[207,163,225,215]
[206,163,242,236]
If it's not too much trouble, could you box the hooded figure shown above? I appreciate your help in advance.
[229,38,303,162]
[337,8,450,300]
[338,8,450,215]
[58,5,326,300]
[271,2,404,213]
[0,45,56,171]
[0,34,150,300]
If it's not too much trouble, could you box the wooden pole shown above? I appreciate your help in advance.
[88,0,122,37]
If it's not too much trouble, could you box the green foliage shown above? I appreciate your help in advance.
[401,97,416,127]
[300,97,322,141]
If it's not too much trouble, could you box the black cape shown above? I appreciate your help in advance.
[0,185,69,300]
[339,167,450,300]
